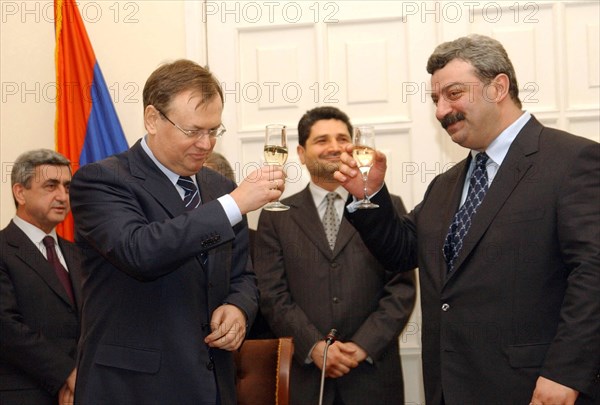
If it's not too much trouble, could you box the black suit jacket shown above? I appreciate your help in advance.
[255,185,416,405]
[70,140,258,405]
[0,221,82,404]
[347,116,600,404]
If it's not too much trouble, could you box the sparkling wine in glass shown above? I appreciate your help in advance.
[263,124,290,211]
[352,126,379,209]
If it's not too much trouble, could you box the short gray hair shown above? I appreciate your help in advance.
[11,149,71,206]
[426,34,522,109]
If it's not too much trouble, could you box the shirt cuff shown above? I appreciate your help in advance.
[218,194,242,226]
[305,342,318,364]
[345,183,384,213]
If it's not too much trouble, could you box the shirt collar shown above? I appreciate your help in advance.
[308,182,349,208]
[141,135,188,187]
[476,111,531,165]
[12,216,57,245]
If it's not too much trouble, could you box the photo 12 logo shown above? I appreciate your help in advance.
[221,81,340,104]
[1,81,140,104]
[399,1,540,24]
[1,1,140,24]
[202,1,340,24]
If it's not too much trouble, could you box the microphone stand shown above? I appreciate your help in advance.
[318,329,338,405]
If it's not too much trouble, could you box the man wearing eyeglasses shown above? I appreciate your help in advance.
[70,59,285,405]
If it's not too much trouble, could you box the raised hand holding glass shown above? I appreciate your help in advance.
[263,124,289,211]
[352,126,379,209]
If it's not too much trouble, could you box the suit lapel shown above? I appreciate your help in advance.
[438,157,470,283]
[6,222,76,307]
[195,170,217,274]
[129,141,212,272]
[449,118,541,275]
[287,186,357,258]
[195,170,218,204]
[288,186,336,258]
[129,141,186,218]
[59,237,83,308]
[333,218,356,256]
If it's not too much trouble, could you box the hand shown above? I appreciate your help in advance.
[344,341,368,363]
[333,144,387,199]
[310,341,359,378]
[529,376,578,405]
[58,368,76,405]
[204,304,247,351]
[231,165,286,214]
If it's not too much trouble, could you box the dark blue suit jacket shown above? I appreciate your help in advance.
[70,140,258,405]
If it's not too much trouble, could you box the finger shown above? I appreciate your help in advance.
[210,328,244,350]
[264,164,282,178]
[333,171,347,183]
[205,322,228,343]
[337,163,357,178]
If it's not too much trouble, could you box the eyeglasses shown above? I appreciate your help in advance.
[156,108,226,140]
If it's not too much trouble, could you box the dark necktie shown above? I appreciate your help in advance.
[323,192,340,250]
[42,236,75,304]
[177,176,201,211]
[443,152,490,273]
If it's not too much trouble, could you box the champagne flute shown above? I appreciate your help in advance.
[352,126,379,209]
[263,124,290,211]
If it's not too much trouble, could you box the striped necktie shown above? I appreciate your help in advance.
[177,176,200,211]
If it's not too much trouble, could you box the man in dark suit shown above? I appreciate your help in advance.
[69,60,286,405]
[0,149,82,405]
[255,106,416,405]
[335,34,600,405]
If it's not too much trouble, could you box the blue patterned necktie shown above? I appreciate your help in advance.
[323,192,340,250]
[177,176,200,211]
[443,152,490,273]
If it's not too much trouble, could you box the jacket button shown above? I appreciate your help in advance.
[206,361,214,371]
[441,303,450,311]
[332,297,340,304]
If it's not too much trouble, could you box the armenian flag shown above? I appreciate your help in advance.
[54,0,128,240]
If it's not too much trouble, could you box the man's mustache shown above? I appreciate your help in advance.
[320,153,341,160]
[440,112,465,129]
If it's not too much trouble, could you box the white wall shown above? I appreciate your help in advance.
[0,0,191,227]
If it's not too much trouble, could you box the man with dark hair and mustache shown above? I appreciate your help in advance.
[335,34,599,404]
[254,106,416,405]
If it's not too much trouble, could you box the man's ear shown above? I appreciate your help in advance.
[13,183,26,206]
[144,105,160,135]
[297,144,306,165]
[488,73,510,103]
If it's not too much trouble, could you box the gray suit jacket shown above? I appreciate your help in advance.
[348,116,600,404]
[255,185,416,405]
[0,221,83,404]
[70,140,258,405]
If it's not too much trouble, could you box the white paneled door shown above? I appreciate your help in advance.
[198,1,599,403]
